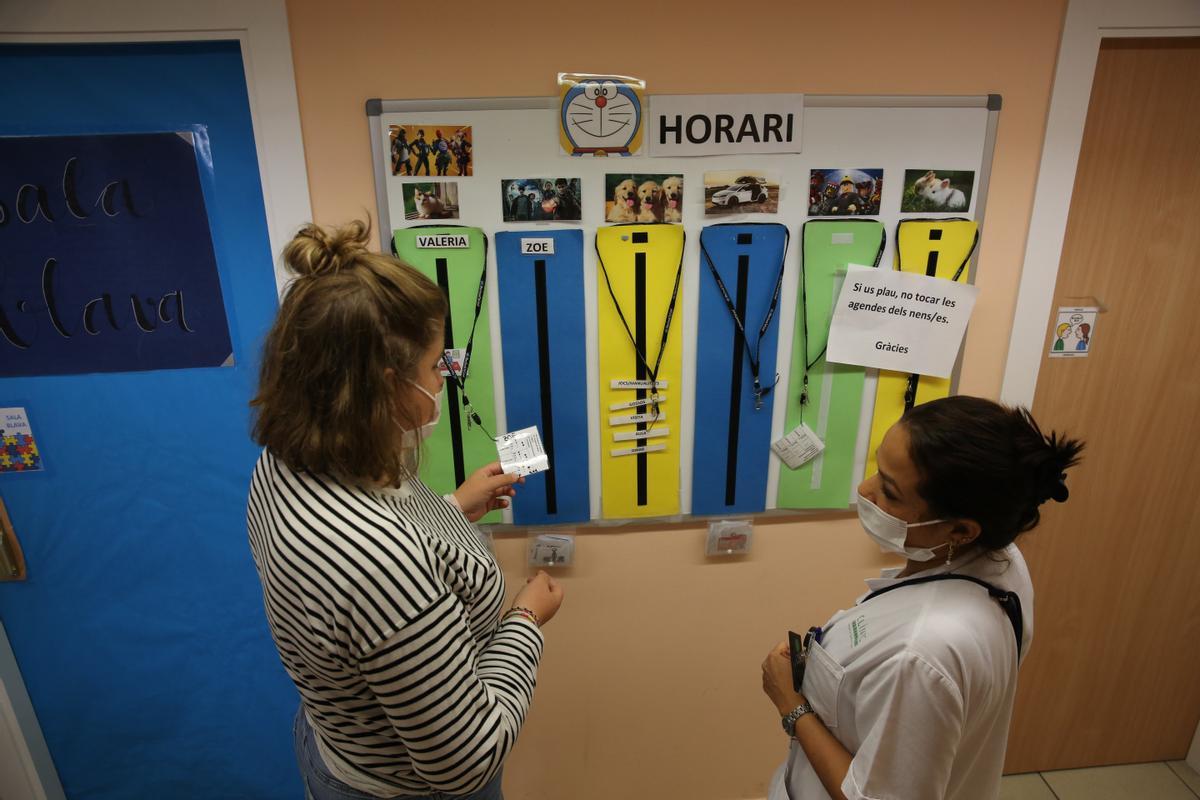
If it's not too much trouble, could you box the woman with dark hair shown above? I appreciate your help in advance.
[762,395,1083,800]
[247,221,564,800]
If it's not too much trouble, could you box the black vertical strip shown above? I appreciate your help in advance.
[436,259,467,486]
[909,228,943,410]
[533,259,558,515]
[635,250,648,507]
[724,253,750,506]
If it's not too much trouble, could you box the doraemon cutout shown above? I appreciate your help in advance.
[558,73,645,157]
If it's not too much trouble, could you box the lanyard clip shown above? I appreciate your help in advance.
[798,373,810,407]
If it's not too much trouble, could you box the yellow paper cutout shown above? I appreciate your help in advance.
[865,219,979,477]
[596,224,684,518]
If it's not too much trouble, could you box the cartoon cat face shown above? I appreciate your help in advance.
[562,79,642,150]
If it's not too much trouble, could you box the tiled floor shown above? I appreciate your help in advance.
[1000,760,1200,799]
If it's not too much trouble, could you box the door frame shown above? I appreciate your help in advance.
[0,1,313,793]
[1001,0,1200,407]
[1,0,315,294]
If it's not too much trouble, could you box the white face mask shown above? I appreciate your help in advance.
[400,381,443,447]
[856,492,950,562]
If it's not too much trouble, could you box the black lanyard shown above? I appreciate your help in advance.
[698,225,790,410]
[896,219,979,410]
[405,226,494,438]
[798,220,885,412]
[863,573,1023,658]
[595,224,685,415]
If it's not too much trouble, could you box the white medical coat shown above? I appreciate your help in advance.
[768,543,1034,800]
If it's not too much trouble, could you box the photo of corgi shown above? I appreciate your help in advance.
[901,169,975,212]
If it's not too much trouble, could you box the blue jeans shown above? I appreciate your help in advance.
[293,708,504,800]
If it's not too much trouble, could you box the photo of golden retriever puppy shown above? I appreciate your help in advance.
[660,175,683,223]
[636,180,661,223]
[604,174,684,225]
[607,178,638,222]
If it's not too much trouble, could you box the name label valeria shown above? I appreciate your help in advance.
[415,234,471,249]
[648,93,804,157]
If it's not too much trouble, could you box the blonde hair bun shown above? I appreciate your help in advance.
[284,220,372,278]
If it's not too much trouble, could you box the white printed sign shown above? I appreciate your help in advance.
[521,238,556,255]
[649,94,803,157]
[826,264,979,378]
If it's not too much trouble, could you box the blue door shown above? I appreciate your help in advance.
[0,41,298,799]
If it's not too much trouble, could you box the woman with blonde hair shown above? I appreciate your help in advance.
[247,220,563,800]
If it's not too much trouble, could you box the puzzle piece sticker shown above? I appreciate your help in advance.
[0,408,43,473]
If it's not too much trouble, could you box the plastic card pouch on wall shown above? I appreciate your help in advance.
[692,223,790,516]
[865,218,979,478]
[393,226,501,521]
[777,220,885,509]
[495,230,591,525]
[595,224,684,518]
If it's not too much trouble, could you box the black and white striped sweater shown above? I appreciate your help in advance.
[246,450,542,796]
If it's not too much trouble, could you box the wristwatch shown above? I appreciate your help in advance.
[782,702,814,736]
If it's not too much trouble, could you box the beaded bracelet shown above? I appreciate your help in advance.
[504,606,541,627]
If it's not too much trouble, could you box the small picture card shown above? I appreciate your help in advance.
[497,426,549,476]
[501,178,582,222]
[1048,306,1099,359]
[440,348,466,377]
[704,170,780,216]
[809,169,883,216]
[706,519,753,556]
[771,423,825,470]
[528,532,575,567]
[403,182,460,221]
[389,125,473,177]
[0,407,42,474]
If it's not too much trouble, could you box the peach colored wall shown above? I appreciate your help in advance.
[283,2,1067,797]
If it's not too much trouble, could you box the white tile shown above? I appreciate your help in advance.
[1000,772,1057,800]
[1042,762,1197,800]
[1168,761,1200,796]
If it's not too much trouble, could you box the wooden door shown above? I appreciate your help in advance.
[1006,38,1200,772]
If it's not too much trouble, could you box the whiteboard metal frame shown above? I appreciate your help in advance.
[365,93,1001,527]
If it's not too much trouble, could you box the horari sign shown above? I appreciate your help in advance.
[0,131,233,377]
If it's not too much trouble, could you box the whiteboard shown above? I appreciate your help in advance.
[367,94,1000,524]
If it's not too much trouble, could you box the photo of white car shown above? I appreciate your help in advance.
[710,178,769,207]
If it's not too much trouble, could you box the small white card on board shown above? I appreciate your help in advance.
[771,423,825,470]
[497,426,549,476]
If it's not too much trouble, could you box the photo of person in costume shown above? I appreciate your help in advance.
[389,124,474,177]
[603,173,683,224]
[809,169,883,216]
[500,178,583,222]
[901,169,975,212]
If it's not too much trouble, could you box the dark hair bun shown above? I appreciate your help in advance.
[284,220,372,278]
[1022,410,1083,507]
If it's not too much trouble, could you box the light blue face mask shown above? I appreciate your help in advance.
[401,381,443,447]
[856,492,949,561]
